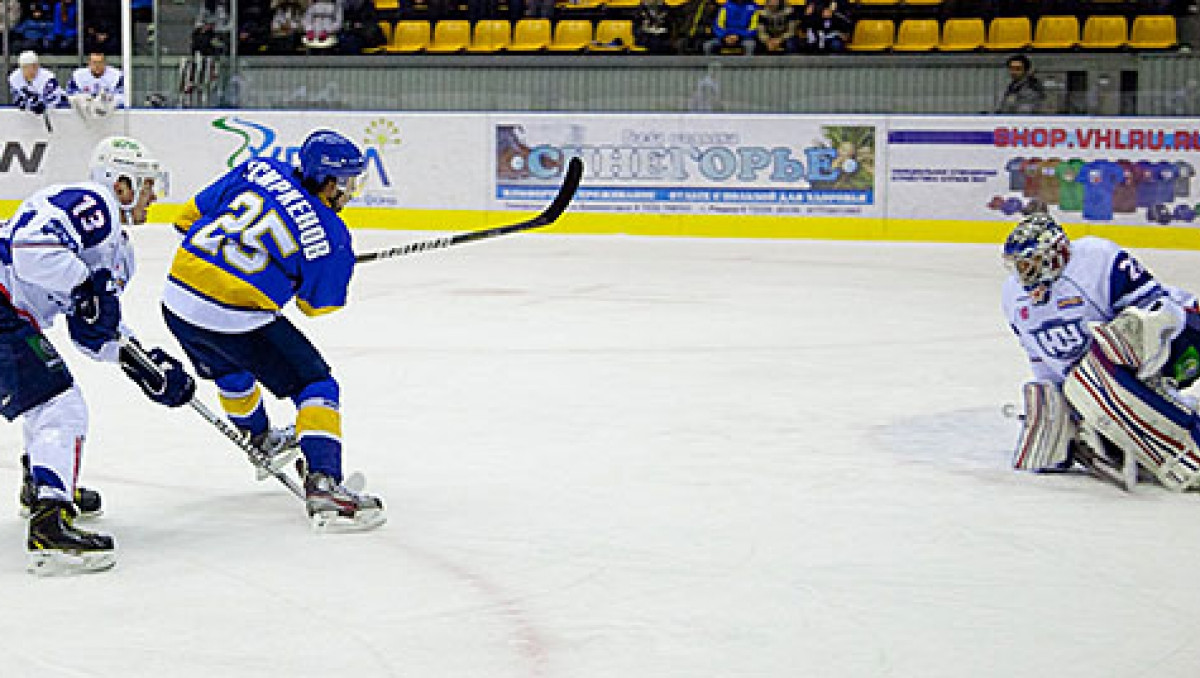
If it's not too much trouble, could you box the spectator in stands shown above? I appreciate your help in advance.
[996,54,1047,114]
[339,0,383,53]
[635,0,674,53]
[757,0,793,53]
[50,0,78,53]
[303,0,343,50]
[790,0,848,52]
[703,0,759,55]
[83,0,120,53]
[269,0,305,52]
[12,2,55,53]
[238,0,274,53]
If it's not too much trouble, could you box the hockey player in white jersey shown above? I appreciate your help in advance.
[0,136,195,575]
[66,53,125,120]
[7,50,65,115]
[1003,213,1200,490]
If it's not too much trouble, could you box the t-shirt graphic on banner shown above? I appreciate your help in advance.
[1135,161,1158,208]
[1056,159,1084,212]
[1175,160,1194,198]
[1114,160,1139,213]
[1039,157,1062,205]
[1006,157,1026,192]
[1154,161,1177,205]
[1022,158,1042,198]
[1080,160,1122,221]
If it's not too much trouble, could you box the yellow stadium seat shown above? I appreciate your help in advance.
[590,20,644,51]
[426,20,471,52]
[558,0,606,9]
[986,17,1031,50]
[387,20,431,52]
[509,19,553,51]
[467,20,512,52]
[848,19,894,51]
[1128,15,1177,49]
[940,18,984,51]
[548,19,594,51]
[893,19,939,51]
[1033,15,1079,48]
[855,0,899,5]
[364,21,393,53]
[1081,15,1127,49]
[904,0,943,5]
[374,0,400,9]
[604,0,640,7]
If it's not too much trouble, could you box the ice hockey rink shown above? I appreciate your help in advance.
[3,225,1200,678]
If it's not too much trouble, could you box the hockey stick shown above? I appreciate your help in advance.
[117,336,306,500]
[354,156,584,265]
[42,109,53,134]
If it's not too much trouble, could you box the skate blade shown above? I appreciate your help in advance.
[255,447,302,482]
[309,507,387,533]
[26,549,116,577]
[19,507,103,520]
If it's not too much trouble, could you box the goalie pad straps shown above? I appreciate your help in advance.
[1064,345,1200,491]
[1013,381,1076,471]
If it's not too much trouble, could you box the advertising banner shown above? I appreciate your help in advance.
[887,116,1200,228]
[492,114,883,220]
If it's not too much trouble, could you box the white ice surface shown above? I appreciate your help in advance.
[3,227,1200,677]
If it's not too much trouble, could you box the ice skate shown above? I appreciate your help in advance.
[26,499,115,576]
[19,454,102,518]
[301,462,385,532]
[247,425,301,481]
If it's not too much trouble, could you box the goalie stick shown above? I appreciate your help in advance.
[354,156,584,264]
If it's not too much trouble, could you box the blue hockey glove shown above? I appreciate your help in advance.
[67,270,120,353]
[118,343,196,408]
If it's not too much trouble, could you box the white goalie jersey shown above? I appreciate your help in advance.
[0,182,135,359]
[1002,236,1196,384]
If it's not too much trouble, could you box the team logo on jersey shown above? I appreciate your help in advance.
[1032,318,1089,361]
[1019,306,1030,320]
[1057,296,1084,310]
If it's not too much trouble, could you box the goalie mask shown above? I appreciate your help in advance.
[1003,214,1070,296]
[89,136,170,207]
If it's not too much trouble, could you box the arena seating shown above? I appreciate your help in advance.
[366,0,1181,54]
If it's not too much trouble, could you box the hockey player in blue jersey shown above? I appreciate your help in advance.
[164,129,384,530]
[1003,213,1200,490]
[1,136,196,575]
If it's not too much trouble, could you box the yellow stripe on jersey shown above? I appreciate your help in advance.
[219,385,263,418]
[169,249,280,312]
[174,198,202,235]
[297,403,342,440]
[296,299,344,317]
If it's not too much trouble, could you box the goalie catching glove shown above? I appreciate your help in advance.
[118,340,196,408]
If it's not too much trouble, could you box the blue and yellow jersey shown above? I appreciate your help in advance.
[163,157,354,333]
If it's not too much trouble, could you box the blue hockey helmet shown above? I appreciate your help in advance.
[1002,213,1070,291]
[297,129,367,201]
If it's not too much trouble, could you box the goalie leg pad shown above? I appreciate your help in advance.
[1064,346,1200,491]
[1013,381,1077,471]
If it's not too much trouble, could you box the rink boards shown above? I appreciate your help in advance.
[2,109,1199,248]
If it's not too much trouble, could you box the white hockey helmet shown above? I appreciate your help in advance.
[1002,213,1070,291]
[18,51,39,67]
[89,136,170,202]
